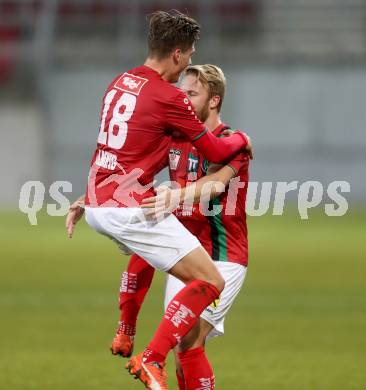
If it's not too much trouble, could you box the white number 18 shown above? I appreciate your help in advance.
[97,90,136,149]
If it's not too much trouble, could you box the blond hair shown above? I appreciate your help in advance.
[185,64,226,112]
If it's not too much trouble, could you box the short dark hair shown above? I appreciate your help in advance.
[147,10,200,59]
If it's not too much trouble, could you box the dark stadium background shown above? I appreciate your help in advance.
[0,1,365,389]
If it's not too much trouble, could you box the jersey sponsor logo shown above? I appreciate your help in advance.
[188,153,199,172]
[187,152,198,180]
[114,72,148,96]
[169,148,181,171]
[175,203,194,217]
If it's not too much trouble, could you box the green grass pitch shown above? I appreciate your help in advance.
[0,209,365,389]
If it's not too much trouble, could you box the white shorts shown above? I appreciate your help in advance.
[85,207,201,272]
[164,262,247,338]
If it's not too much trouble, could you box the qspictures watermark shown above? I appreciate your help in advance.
[18,177,351,226]
[19,181,72,225]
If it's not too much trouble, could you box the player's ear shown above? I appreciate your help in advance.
[172,48,181,65]
[209,95,221,110]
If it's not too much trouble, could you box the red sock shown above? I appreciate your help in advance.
[143,280,220,364]
[178,347,215,390]
[176,369,186,390]
[118,254,155,336]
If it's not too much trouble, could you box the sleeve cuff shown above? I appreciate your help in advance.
[192,128,208,141]
[234,131,248,147]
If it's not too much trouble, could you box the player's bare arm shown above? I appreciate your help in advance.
[141,163,238,216]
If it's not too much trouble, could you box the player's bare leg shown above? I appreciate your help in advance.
[168,246,225,289]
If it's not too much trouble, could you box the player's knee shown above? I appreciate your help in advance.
[214,274,225,293]
[204,273,225,293]
[201,271,225,293]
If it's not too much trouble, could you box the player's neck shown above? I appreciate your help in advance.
[144,58,173,82]
[205,114,222,133]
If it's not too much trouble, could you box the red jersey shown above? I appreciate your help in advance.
[168,136,208,239]
[168,124,249,266]
[203,125,249,266]
[85,66,248,207]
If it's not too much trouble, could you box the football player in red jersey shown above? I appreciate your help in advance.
[117,65,249,390]
[67,64,250,389]
[81,10,253,390]
[163,65,249,390]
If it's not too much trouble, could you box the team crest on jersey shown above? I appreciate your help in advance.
[114,73,148,95]
[169,148,181,171]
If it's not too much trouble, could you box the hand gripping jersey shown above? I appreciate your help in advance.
[169,124,249,266]
[85,66,248,207]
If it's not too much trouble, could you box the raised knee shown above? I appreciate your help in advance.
[201,273,225,294]
[211,274,225,293]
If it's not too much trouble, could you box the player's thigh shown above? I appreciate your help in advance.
[169,246,225,290]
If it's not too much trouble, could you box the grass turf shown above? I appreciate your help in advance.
[0,209,365,389]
